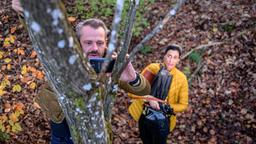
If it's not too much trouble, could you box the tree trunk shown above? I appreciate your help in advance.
[20,0,115,143]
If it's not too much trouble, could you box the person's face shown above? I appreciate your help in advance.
[79,25,107,58]
[163,50,180,71]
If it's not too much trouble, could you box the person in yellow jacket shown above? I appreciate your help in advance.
[128,44,189,144]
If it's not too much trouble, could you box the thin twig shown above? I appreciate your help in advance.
[188,62,204,84]
[181,42,223,60]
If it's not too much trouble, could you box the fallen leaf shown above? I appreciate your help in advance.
[28,66,37,73]
[1,78,11,88]
[17,48,25,55]
[0,89,7,96]
[29,82,37,90]
[3,38,11,47]
[10,26,17,34]
[1,65,6,71]
[5,125,10,133]
[33,102,41,109]
[21,65,27,75]
[4,103,11,113]
[9,113,18,123]
[4,58,12,63]
[30,50,37,58]
[14,102,24,111]
[7,64,11,70]
[212,24,218,33]
[20,76,30,83]
[0,51,4,59]
[0,115,8,123]
[11,122,22,132]
[9,35,16,43]
[12,84,22,93]
[36,71,44,80]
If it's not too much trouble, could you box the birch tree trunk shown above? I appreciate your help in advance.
[20,0,115,143]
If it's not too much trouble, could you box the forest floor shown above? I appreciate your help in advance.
[0,0,255,143]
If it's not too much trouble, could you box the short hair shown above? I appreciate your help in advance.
[75,18,109,39]
[164,44,182,56]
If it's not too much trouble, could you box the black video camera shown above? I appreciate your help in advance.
[89,58,115,73]
[159,104,175,117]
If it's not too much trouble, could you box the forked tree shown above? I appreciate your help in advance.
[20,0,186,143]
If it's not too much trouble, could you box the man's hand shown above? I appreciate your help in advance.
[12,0,23,15]
[120,62,136,82]
[113,53,136,82]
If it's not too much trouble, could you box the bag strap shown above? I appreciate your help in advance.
[150,63,172,101]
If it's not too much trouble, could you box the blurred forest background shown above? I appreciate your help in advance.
[0,0,255,143]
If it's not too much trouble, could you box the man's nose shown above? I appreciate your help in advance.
[91,42,98,51]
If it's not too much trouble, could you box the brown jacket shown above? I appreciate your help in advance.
[37,74,150,123]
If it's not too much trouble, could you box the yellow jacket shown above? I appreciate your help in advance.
[128,63,188,132]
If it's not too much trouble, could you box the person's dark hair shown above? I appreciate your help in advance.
[164,44,182,56]
[75,18,109,39]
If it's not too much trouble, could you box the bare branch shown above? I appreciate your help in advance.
[100,0,124,75]
[112,0,140,78]
[181,42,223,60]
[118,0,187,76]
[188,62,204,84]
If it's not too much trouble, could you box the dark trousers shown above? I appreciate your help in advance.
[50,119,74,144]
[139,115,170,144]
[51,134,73,144]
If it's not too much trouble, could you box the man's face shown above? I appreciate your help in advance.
[79,25,107,58]
[163,50,180,71]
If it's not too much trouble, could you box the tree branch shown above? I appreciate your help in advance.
[117,0,187,77]
[112,0,140,79]
[181,42,223,60]
[188,61,204,84]
[100,0,124,77]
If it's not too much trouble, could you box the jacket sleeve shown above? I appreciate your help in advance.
[171,77,189,112]
[126,63,159,97]
[36,83,65,123]
[118,74,151,96]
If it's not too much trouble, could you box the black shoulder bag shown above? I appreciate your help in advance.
[142,64,174,130]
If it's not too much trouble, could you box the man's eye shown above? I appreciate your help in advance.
[97,42,104,46]
[85,41,92,45]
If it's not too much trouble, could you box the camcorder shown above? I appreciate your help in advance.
[159,103,175,117]
[89,58,115,73]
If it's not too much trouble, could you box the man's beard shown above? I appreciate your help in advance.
[87,51,101,57]
[87,50,106,58]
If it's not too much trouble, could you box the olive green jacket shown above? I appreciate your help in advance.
[37,74,150,123]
